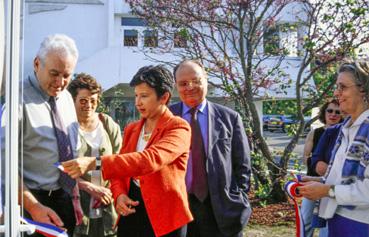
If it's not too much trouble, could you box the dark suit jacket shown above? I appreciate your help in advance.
[170,101,252,236]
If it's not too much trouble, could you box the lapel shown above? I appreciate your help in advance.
[172,101,222,157]
[125,119,145,152]
[169,102,182,117]
[207,101,224,157]
[145,108,173,148]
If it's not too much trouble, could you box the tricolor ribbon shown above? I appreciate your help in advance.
[284,180,305,237]
[293,174,303,182]
[53,162,65,172]
[21,217,68,237]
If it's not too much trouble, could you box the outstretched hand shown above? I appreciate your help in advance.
[62,157,96,179]
[87,183,113,206]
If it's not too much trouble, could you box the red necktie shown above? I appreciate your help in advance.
[189,108,208,202]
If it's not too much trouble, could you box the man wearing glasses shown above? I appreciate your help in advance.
[170,59,252,237]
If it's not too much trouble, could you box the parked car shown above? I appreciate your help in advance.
[267,115,311,133]
[267,115,294,132]
[262,115,272,130]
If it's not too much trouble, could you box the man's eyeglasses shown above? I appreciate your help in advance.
[326,109,341,115]
[177,79,203,89]
[333,83,360,92]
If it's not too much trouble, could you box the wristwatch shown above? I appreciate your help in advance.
[328,185,335,198]
[96,156,101,170]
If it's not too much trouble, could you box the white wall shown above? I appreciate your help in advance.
[23,1,108,78]
[76,45,179,90]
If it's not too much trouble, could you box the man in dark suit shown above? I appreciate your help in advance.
[170,59,252,237]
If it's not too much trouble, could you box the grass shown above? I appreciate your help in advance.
[244,224,321,237]
[244,224,295,237]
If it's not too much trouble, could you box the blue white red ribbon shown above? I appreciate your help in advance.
[53,162,65,172]
[284,180,305,237]
[21,217,68,237]
[293,174,303,182]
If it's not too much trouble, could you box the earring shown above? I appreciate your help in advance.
[363,96,369,109]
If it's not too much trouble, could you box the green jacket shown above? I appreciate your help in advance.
[74,113,122,236]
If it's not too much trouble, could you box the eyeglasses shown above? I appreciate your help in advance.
[177,79,203,89]
[79,98,98,106]
[326,109,341,115]
[333,83,360,93]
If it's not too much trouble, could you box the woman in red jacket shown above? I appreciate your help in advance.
[63,65,192,237]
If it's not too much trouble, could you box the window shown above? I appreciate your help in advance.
[174,29,188,48]
[279,23,299,57]
[263,25,280,56]
[264,23,300,56]
[144,30,158,47]
[121,17,146,27]
[124,29,138,47]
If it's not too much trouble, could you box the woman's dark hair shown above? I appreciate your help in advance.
[318,98,340,124]
[68,73,102,102]
[130,65,174,104]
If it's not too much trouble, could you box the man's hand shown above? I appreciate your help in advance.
[115,194,139,217]
[81,181,113,206]
[298,181,330,201]
[22,185,63,227]
[62,157,96,179]
[28,202,63,227]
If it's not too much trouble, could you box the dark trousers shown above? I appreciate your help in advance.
[117,180,187,237]
[328,214,369,237]
[187,195,243,237]
[25,188,76,237]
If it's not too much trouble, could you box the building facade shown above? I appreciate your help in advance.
[23,0,310,127]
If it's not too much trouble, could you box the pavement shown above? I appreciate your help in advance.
[263,130,306,171]
[263,130,305,155]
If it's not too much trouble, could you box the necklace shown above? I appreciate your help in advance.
[143,132,152,142]
[142,123,152,142]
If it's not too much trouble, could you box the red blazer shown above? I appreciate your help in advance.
[101,108,193,236]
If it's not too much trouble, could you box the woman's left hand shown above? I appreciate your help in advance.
[298,181,330,201]
[62,157,96,179]
[115,194,139,216]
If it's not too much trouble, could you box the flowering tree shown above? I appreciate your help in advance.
[126,0,369,201]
